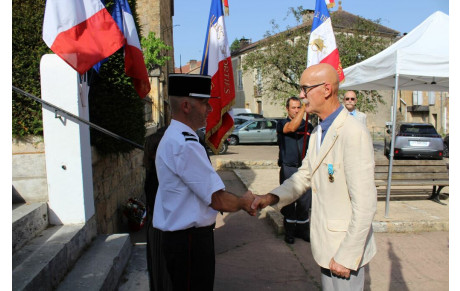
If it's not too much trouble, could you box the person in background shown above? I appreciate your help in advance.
[144,126,171,291]
[153,74,257,291]
[252,64,377,291]
[277,96,314,244]
[343,90,367,125]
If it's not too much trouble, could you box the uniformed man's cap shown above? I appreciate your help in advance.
[168,74,212,98]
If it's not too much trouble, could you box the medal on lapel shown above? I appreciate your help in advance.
[328,164,334,183]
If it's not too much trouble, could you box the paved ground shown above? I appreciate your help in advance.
[213,170,449,291]
[215,170,449,291]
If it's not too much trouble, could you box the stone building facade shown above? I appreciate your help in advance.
[137,0,175,130]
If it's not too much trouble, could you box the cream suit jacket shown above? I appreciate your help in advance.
[354,110,367,126]
[270,108,377,271]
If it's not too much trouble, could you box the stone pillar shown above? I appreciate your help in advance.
[40,54,95,225]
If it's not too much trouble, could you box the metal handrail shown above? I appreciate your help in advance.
[12,86,144,150]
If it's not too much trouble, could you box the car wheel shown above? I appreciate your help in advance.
[228,135,239,145]
[218,141,228,155]
[384,140,389,156]
[443,142,449,158]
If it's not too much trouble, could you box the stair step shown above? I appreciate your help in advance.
[12,202,48,253]
[12,221,96,291]
[56,233,132,291]
[118,244,149,291]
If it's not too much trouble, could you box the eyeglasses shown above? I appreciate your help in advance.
[345,97,356,101]
[300,82,325,95]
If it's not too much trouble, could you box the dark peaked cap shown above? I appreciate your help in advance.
[168,74,214,98]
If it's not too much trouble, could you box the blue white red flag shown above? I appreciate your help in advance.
[200,0,235,154]
[112,0,151,98]
[43,0,125,75]
[307,0,344,81]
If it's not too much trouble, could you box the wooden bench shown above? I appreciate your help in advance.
[374,158,449,205]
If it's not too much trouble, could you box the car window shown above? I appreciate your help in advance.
[234,118,246,125]
[247,121,260,130]
[400,125,438,135]
[266,120,276,129]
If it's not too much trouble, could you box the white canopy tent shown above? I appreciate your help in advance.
[339,11,449,216]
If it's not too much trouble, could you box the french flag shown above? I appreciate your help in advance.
[200,0,235,154]
[43,0,125,75]
[112,0,151,98]
[307,0,344,81]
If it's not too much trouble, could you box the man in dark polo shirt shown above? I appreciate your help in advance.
[277,96,314,244]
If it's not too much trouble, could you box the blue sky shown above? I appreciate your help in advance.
[172,0,450,67]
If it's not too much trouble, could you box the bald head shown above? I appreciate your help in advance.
[303,63,339,95]
[299,63,341,120]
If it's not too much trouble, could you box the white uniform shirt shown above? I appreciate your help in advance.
[153,120,225,231]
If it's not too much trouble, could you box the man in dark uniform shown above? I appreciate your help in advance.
[152,74,256,291]
[144,126,172,291]
[277,96,314,244]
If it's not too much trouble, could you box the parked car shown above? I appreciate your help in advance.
[233,116,253,126]
[236,112,264,118]
[384,122,443,160]
[227,118,278,145]
[443,134,449,158]
[197,128,228,155]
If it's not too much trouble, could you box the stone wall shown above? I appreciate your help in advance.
[13,135,147,234]
[12,136,48,203]
[91,148,146,234]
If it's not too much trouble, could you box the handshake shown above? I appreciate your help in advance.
[240,191,280,216]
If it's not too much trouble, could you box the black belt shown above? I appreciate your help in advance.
[164,223,215,236]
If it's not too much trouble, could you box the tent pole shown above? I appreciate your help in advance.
[385,74,399,217]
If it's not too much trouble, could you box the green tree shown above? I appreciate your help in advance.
[141,31,171,72]
[12,0,49,136]
[242,7,395,112]
[230,38,241,53]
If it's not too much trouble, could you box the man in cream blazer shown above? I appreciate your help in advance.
[252,64,377,291]
[344,90,367,126]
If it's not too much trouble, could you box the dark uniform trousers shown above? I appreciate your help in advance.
[147,218,172,291]
[162,224,216,291]
[280,165,312,241]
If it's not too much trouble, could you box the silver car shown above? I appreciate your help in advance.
[384,122,444,160]
[228,118,278,145]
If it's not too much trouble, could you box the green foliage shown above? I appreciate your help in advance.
[141,31,171,72]
[230,38,241,53]
[12,0,49,137]
[88,49,146,155]
[242,7,394,112]
[243,19,309,106]
[12,0,146,154]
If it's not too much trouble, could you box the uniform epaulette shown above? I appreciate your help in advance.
[182,131,199,142]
